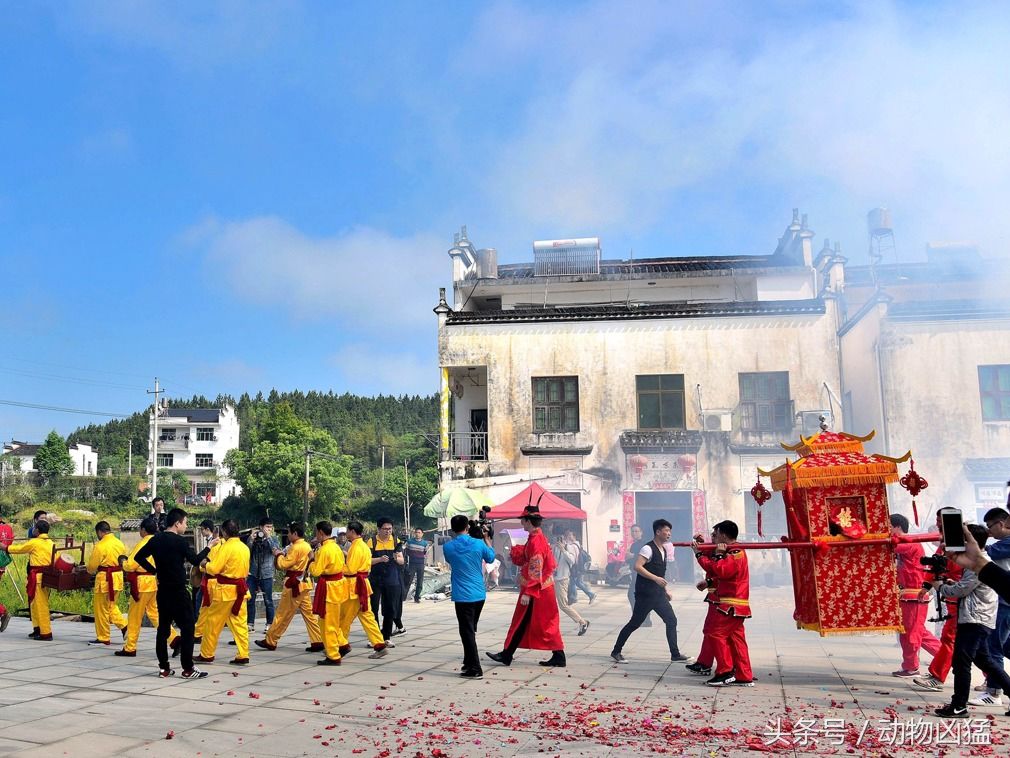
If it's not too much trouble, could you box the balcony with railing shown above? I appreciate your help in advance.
[447,431,488,461]
[157,435,190,451]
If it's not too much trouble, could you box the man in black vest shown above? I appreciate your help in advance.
[610,518,688,664]
[369,517,405,642]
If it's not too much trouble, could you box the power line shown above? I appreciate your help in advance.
[0,365,148,391]
[0,399,134,418]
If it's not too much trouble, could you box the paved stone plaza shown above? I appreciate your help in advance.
[0,585,1005,757]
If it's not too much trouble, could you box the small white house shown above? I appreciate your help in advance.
[147,404,241,502]
[1,440,98,477]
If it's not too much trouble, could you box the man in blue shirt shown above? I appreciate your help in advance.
[443,515,496,679]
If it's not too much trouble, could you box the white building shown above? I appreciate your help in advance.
[68,443,97,477]
[835,243,1010,526]
[435,214,841,581]
[2,440,97,477]
[147,404,241,502]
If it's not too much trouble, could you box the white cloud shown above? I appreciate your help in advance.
[185,216,446,336]
[471,1,1010,255]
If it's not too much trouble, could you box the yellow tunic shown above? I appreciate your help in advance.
[278,537,315,594]
[204,537,251,602]
[310,539,349,604]
[344,537,373,599]
[123,534,159,593]
[87,533,127,595]
[8,534,54,567]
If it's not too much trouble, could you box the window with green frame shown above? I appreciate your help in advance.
[738,371,792,432]
[979,365,1010,421]
[532,377,579,432]
[636,375,686,430]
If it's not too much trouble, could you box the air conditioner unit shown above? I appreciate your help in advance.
[799,410,832,435]
[700,410,733,432]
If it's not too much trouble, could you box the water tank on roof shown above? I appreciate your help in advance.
[476,248,498,279]
[867,208,892,236]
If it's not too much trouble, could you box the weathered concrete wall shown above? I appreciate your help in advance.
[440,310,841,568]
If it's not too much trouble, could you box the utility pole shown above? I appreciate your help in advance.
[403,459,410,531]
[147,378,163,499]
[303,448,312,527]
[128,440,132,476]
[380,444,386,487]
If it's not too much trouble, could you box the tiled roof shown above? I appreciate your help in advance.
[963,458,1010,482]
[845,260,988,287]
[496,254,793,280]
[887,300,1010,321]
[619,429,703,453]
[3,444,40,456]
[163,409,221,423]
[446,299,825,325]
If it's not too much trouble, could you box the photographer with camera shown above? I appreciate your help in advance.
[889,514,938,678]
[245,518,279,635]
[932,523,1010,719]
[444,514,496,678]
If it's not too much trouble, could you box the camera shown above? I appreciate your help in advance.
[919,554,948,580]
[252,529,266,542]
[468,506,494,540]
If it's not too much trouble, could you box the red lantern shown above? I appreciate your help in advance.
[750,476,772,537]
[899,459,928,527]
[677,454,696,473]
[628,454,649,477]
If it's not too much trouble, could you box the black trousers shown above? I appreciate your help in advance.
[612,591,681,657]
[404,565,425,601]
[156,586,195,672]
[370,582,403,640]
[952,623,1010,708]
[455,600,485,672]
[501,598,564,662]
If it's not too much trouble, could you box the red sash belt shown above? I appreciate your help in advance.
[125,571,148,602]
[284,570,303,597]
[101,566,122,601]
[355,572,370,612]
[311,573,343,617]
[27,566,43,603]
[201,573,211,607]
[206,576,248,615]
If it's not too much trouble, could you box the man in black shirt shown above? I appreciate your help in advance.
[626,524,651,628]
[135,507,212,679]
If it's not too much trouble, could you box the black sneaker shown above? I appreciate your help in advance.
[935,704,969,719]
[578,620,590,636]
[0,612,9,633]
[392,627,406,636]
[686,663,712,676]
[460,670,484,679]
[181,668,209,680]
[670,653,689,662]
[485,651,511,667]
[610,652,629,664]
[706,672,734,687]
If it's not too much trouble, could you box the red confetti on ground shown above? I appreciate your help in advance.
[165,731,174,740]
[226,690,235,696]
[249,692,261,699]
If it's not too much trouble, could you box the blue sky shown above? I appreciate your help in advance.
[2,1,1009,442]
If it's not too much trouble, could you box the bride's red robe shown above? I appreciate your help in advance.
[504,528,564,650]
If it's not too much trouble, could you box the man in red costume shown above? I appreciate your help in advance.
[912,511,964,693]
[693,520,754,687]
[686,536,719,676]
[890,513,937,677]
[486,505,566,668]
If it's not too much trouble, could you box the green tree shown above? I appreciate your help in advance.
[225,402,354,524]
[34,431,75,482]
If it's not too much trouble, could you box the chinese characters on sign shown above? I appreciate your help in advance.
[762,716,991,748]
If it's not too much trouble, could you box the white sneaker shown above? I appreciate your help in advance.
[967,692,1004,707]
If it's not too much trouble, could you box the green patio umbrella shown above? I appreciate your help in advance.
[423,488,495,519]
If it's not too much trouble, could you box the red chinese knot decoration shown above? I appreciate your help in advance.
[750,477,772,537]
[899,458,928,527]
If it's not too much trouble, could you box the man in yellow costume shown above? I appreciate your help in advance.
[116,516,178,657]
[254,521,325,654]
[340,521,388,660]
[4,518,55,640]
[195,519,251,665]
[191,519,219,649]
[86,520,128,647]
[305,520,348,665]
